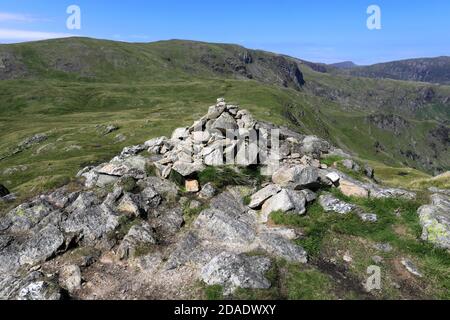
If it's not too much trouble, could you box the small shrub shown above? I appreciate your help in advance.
[198,166,260,190]
[145,163,157,177]
[204,285,224,300]
[169,170,185,187]
[320,155,345,167]
[243,195,251,206]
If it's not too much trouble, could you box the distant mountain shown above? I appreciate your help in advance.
[343,56,450,84]
[0,38,305,90]
[330,61,358,70]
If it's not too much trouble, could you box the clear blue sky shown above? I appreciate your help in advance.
[1,0,449,64]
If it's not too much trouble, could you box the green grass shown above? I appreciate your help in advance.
[284,265,335,300]
[270,188,450,299]
[204,285,225,300]
[320,155,345,167]
[271,202,330,257]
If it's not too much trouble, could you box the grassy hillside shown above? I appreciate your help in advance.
[0,38,449,208]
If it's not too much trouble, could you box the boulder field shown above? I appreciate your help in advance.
[1,98,446,300]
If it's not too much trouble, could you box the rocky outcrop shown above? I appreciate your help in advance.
[418,193,450,249]
[0,98,429,300]
[0,271,62,300]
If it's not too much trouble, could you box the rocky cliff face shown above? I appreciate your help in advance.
[345,56,450,85]
[0,99,446,300]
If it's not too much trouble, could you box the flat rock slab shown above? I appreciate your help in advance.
[194,209,256,246]
[319,193,355,214]
[248,184,281,209]
[200,252,271,294]
[258,231,307,263]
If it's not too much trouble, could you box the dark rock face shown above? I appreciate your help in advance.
[0,184,9,197]
[0,51,28,80]
[428,125,450,146]
[367,114,409,136]
[268,55,305,88]
[347,56,450,84]
[200,49,305,90]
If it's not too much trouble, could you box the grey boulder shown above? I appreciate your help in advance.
[272,165,319,190]
[200,252,271,294]
[319,194,355,214]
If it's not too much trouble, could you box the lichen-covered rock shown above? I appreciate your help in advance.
[61,192,119,245]
[301,189,317,203]
[165,232,219,270]
[200,252,271,294]
[258,231,307,263]
[319,194,355,214]
[153,206,185,236]
[140,186,162,212]
[358,213,378,223]
[137,176,178,199]
[207,104,226,120]
[401,258,423,277]
[171,127,189,141]
[418,194,450,249]
[0,271,62,300]
[145,136,168,151]
[326,172,340,184]
[120,144,146,157]
[19,225,65,266]
[370,187,415,200]
[299,136,331,158]
[117,222,157,259]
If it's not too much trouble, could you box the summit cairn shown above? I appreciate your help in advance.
[145,97,283,179]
